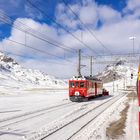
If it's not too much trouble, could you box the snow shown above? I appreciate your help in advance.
[0,53,139,140]
[125,99,139,140]
[103,62,137,95]
[72,94,128,140]
[0,52,67,94]
[0,91,137,140]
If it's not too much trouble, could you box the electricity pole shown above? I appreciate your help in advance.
[77,49,81,77]
[113,63,115,94]
[129,36,136,86]
[90,56,93,76]
[129,36,136,55]
[113,74,115,94]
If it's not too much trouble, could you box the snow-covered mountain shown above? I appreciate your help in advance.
[96,59,137,84]
[0,52,67,92]
[96,58,137,94]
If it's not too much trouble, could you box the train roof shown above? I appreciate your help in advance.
[70,76,102,81]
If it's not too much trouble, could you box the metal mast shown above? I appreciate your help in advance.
[90,56,93,76]
[77,49,81,77]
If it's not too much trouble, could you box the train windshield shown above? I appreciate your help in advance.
[69,81,85,88]
[70,82,74,88]
[80,82,85,88]
[75,82,79,88]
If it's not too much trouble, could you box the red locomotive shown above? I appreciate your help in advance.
[69,76,109,102]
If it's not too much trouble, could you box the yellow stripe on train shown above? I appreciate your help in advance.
[138,72,140,80]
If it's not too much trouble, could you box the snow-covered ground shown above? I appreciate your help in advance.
[0,53,139,140]
[0,91,123,140]
[0,90,138,140]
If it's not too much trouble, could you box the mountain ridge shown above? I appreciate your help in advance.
[0,52,67,90]
[96,59,137,83]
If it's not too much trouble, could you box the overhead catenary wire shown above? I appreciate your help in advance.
[93,59,139,64]
[93,52,140,58]
[0,11,76,54]
[0,13,84,68]
[2,37,74,63]
[26,0,100,55]
[0,13,80,64]
[1,10,138,73]
[62,0,113,55]
[0,50,71,65]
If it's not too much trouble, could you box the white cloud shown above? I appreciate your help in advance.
[0,18,63,58]
[55,1,98,29]
[24,4,43,20]
[55,3,80,30]
[0,17,88,78]
[79,3,98,25]
[98,5,122,24]
[20,58,78,78]
[124,0,140,11]
[0,0,140,78]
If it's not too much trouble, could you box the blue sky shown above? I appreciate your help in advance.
[0,0,128,39]
[0,0,140,78]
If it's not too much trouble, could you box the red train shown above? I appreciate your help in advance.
[69,76,109,102]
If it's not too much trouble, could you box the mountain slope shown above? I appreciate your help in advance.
[0,52,67,92]
[96,59,137,84]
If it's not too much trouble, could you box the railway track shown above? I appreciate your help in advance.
[0,98,103,131]
[67,94,126,140]
[0,101,75,128]
[29,94,126,140]
[0,95,112,130]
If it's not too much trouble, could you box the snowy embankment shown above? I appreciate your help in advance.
[97,59,138,140]
[125,94,139,140]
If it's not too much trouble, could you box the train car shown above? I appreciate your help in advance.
[69,76,108,102]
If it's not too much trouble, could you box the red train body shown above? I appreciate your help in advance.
[69,76,108,102]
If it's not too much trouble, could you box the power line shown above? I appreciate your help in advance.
[93,59,139,64]
[4,38,73,63]
[62,0,113,55]
[26,0,99,55]
[0,11,76,54]
[0,12,81,67]
[0,50,71,65]
[95,52,140,58]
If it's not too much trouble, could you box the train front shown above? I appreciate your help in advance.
[69,76,87,102]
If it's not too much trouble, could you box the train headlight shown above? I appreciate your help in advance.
[75,91,80,96]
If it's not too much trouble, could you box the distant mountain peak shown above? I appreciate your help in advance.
[115,60,126,66]
[0,52,18,65]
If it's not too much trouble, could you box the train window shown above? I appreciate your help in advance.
[75,82,79,88]
[70,82,74,88]
[80,82,84,88]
